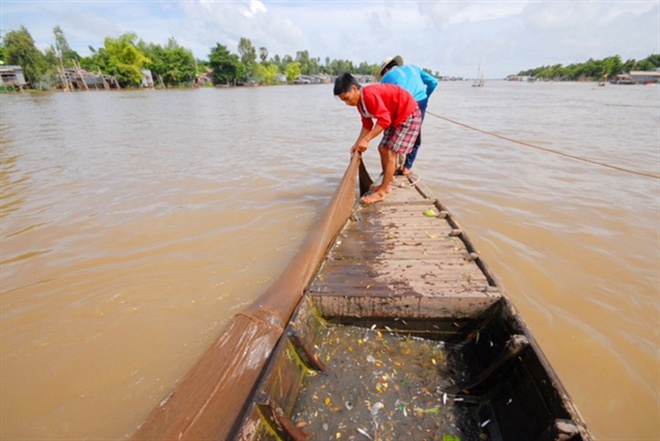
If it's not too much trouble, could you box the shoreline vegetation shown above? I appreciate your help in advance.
[1,25,659,92]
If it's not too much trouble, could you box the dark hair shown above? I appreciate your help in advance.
[333,73,360,96]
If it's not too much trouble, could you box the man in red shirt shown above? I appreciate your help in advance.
[334,73,421,204]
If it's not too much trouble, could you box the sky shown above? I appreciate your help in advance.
[1,0,658,79]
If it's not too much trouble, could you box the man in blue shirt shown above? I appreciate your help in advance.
[377,55,438,176]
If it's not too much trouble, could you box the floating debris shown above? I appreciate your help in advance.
[292,323,478,440]
[356,427,372,439]
[371,401,384,416]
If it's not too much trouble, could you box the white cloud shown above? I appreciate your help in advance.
[1,0,658,78]
[249,0,267,16]
[445,1,527,25]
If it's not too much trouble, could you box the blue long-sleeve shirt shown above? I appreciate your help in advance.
[381,65,438,104]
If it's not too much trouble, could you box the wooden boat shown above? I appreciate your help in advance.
[130,155,592,441]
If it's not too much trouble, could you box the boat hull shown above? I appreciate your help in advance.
[232,174,591,441]
[130,157,592,440]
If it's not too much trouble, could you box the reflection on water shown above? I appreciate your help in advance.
[1,82,658,440]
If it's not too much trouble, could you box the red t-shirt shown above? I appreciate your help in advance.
[357,83,418,131]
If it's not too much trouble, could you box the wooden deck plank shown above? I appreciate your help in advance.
[309,176,502,319]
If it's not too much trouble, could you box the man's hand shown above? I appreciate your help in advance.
[350,138,369,154]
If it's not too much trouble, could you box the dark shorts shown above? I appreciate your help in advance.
[379,107,422,154]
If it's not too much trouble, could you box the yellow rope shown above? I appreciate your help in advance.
[427,111,660,180]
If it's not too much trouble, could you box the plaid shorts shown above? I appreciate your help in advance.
[379,107,422,154]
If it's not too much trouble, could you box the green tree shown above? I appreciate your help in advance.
[52,25,79,67]
[264,64,280,84]
[517,54,658,80]
[196,58,209,75]
[0,42,6,65]
[237,37,256,65]
[356,61,375,75]
[259,46,268,64]
[294,50,323,75]
[601,55,623,79]
[236,62,248,83]
[645,54,660,68]
[285,61,301,83]
[142,38,196,87]
[327,59,355,76]
[253,63,279,85]
[91,33,150,87]
[42,26,82,89]
[2,26,47,87]
[272,54,291,75]
[295,50,310,74]
[636,59,655,71]
[209,43,242,85]
[237,37,256,78]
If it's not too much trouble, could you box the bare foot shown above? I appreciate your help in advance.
[361,191,387,204]
[402,168,412,176]
[370,184,392,194]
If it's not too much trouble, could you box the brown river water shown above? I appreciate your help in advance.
[1,81,658,440]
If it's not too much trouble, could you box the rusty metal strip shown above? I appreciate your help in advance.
[256,399,311,441]
[287,329,326,372]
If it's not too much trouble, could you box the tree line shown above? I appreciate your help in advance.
[2,24,658,90]
[516,54,660,81]
[0,25,380,90]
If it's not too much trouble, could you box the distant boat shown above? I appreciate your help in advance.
[473,62,485,87]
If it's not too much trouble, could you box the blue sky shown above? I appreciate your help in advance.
[1,0,658,78]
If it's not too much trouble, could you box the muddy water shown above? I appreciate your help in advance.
[1,81,658,440]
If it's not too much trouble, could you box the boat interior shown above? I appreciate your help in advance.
[232,291,585,441]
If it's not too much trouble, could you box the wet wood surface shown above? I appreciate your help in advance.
[309,176,502,320]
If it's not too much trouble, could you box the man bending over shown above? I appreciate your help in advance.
[333,73,421,204]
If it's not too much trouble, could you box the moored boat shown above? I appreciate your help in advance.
[130,154,592,441]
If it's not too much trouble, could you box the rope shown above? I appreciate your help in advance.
[392,175,421,188]
[426,110,660,180]
[392,152,422,188]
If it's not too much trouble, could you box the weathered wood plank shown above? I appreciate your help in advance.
[308,176,502,321]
